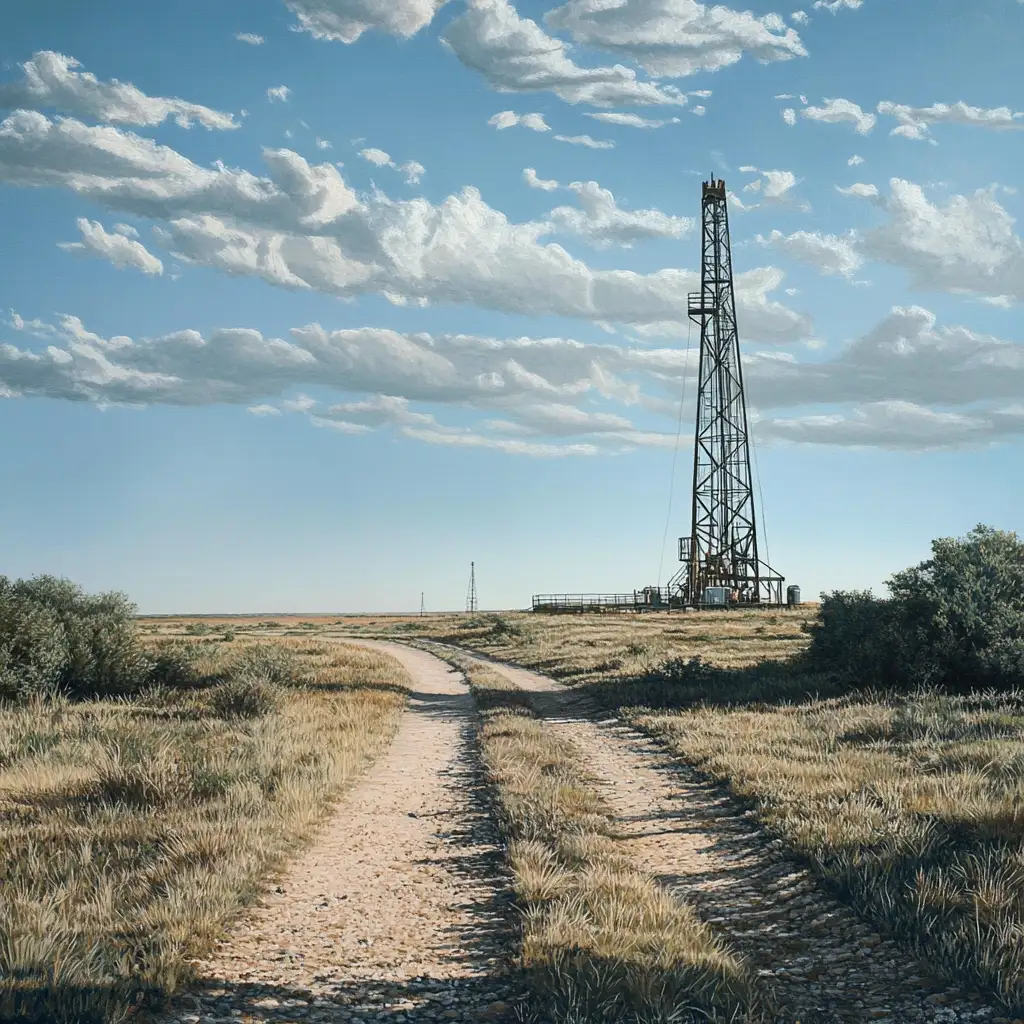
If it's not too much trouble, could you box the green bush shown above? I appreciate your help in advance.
[809,525,1024,691]
[0,575,189,701]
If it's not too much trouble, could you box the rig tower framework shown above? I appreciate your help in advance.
[466,562,478,614]
[668,176,784,608]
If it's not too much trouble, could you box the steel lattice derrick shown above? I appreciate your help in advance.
[674,176,784,607]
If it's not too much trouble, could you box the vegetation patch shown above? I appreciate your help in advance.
[633,687,1024,1014]
[0,601,409,1024]
[425,646,756,1024]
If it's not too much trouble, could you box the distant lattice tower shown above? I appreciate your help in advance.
[420,591,425,617]
[466,562,478,614]
[670,176,784,608]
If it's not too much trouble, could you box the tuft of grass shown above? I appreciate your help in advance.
[0,637,409,1023]
[426,646,756,1024]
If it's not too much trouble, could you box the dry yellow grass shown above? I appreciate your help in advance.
[635,690,1024,1013]
[426,646,756,1024]
[358,608,816,679]
[0,637,409,1024]
[385,614,1024,1016]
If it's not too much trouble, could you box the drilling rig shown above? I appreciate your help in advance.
[532,177,789,613]
[665,176,784,608]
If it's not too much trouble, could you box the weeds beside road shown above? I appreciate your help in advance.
[0,636,408,1024]
[424,644,756,1024]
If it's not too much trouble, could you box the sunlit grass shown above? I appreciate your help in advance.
[0,637,409,1024]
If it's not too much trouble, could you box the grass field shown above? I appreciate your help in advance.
[365,610,1024,1016]
[0,635,409,1024]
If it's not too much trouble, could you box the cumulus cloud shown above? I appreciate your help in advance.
[357,146,424,183]
[584,112,680,129]
[283,0,449,42]
[267,85,291,103]
[782,107,797,126]
[544,0,807,77]
[734,168,805,210]
[541,180,694,248]
[235,32,266,45]
[790,10,809,23]
[877,100,1024,142]
[523,167,558,191]
[488,110,550,131]
[848,154,864,166]
[836,182,881,200]
[0,110,811,340]
[58,218,164,275]
[850,179,1024,303]
[554,133,615,149]
[0,51,237,130]
[802,97,875,133]
[749,306,1024,448]
[441,0,687,108]
[6,302,1020,451]
[812,0,862,10]
[753,229,862,277]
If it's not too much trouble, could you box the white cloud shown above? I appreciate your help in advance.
[541,180,694,248]
[836,182,881,200]
[359,146,392,166]
[584,112,680,129]
[544,0,807,78]
[58,218,164,275]
[855,179,1024,303]
[235,33,266,45]
[267,85,291,103]
[357,147,424,183]
[802,97,875,133]
[0,51,237,130]
[7,303,1021,452]
[790,10,809,23]
[399,160,425,185]
[812,0,862,10]
[316,137,332,149]
[523,167,559,191]
[283,0,449,42]
[442,0,687,108]
[877,100,1024,142]
[734,168,804,210]
[554,134,615,149]
[754,229,862,277]
[782,107,797,126]
[487,110,551,131]
[113,222,139,238]
[848,154,864,166]
[0,111,811,340]
[691,105,706,116]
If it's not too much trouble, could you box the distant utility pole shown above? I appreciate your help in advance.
[420,591,425,617]
[466,562,478,614]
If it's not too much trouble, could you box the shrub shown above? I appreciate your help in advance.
[0,575,154,700]
[809,525,1024,691]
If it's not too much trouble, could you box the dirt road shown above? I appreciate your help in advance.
[150,641,520,1024]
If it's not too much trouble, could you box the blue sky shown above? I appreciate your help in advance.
[0,0,1021,613]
